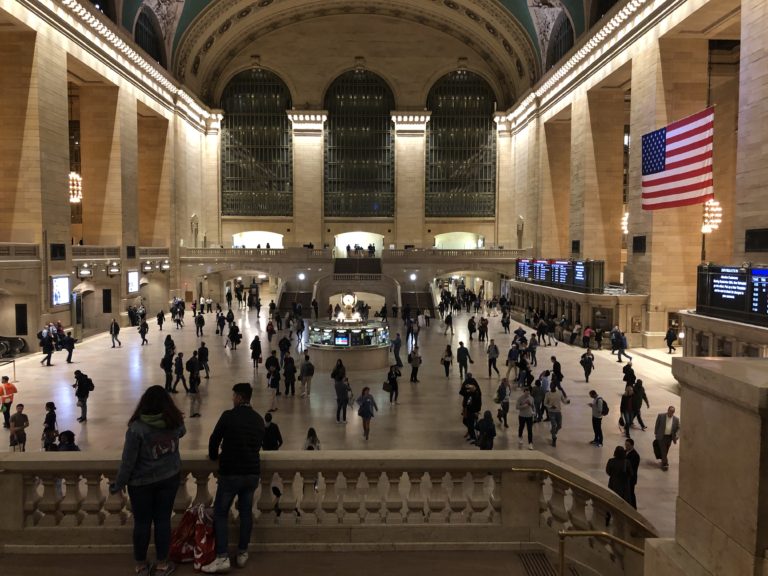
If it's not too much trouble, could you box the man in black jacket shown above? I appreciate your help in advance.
[205,383,265,573]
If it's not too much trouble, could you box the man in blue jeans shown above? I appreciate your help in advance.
[203,383,265,574]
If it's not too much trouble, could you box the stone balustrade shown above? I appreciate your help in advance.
[0,451,652,574]
[383,248,530,260]
[0,243,40,260]
[71,245,122,260]
[180,247,331,261]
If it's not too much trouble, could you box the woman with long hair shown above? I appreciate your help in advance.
[110,386,185,576]
[356,387,379,440]
[386,364,401,404]
[441,345,453,378]
[42,401,58,451]
[250,335,262,370]
[331,358,346,383]
[304,427,321,450]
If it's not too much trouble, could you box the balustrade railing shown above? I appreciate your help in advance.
[383,248,530,259]
[138,247,170,258]
[71,245,121,259]
[180,247,331,260]
[0,243,40,260]
[0,451,654,573]
[332,274,382,282]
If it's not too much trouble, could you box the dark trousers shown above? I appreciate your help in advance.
[464,412,478,439]
[393,348,402,367]
[488,358,499,376]
[518,416,533,443]
[127,473,179,563]
[499,401,509,426]
[389,382,399,403]
[173,372,187,392]
[622,411,633,437]
[458,361,468,379]
[164,370,172,391]
[213,474,259,556]
[631,409,646,429]
[66,349,73,362]
[41,351,53,365]
[443,362,450,377]
[336,398,347,422]
[660,435,673,467]
[2,402,11,427]
[592,416,603,444]
[284,378,295,396]
[410,367,419,382]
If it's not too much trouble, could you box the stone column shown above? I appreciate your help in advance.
[541,117,571,258]
[137,114,172,247]
[288,111,326,247]
[570,89,624,282]
[201,111,223,247]
[733,0,768,261]
[496,117,515,249]
[392,113,430,248]
[645,358,768,575]
[626,38,709,347]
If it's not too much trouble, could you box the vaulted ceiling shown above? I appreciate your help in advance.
[118,0,591,107]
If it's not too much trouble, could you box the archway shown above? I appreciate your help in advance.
[334,231,384,257]
[434,232,485,249]
[232,230,284,248]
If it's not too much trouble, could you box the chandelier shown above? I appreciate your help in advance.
[701,198,722,234]
[69,172,82,204]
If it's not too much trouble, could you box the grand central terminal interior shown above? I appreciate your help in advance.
[0,0,767,575]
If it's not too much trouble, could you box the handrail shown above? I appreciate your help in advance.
[510,466,656,535]
[558,530,645,576]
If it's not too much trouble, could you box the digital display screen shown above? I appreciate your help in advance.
[334,334,349,346]
[516,259,532,281]
[533,260,550,282]
[127,271,139,293]
[751,269,768,316]
[51,276,70,306]
[708,267,748,311]
[573,262,587,286]
[697,265,768,327]
[551,260,570,284]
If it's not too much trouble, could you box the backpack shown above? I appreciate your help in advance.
[86,377,95,392]
[598,397,610,416]
[306,362,315,377]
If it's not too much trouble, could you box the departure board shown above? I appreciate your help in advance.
[551,260,571,284]
[697,264,768,326]
[533,260,550,282]
[516,259,532,280]
[573,261,587,287]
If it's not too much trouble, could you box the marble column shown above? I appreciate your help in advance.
[288,111,326,247]
[393,113,430,248]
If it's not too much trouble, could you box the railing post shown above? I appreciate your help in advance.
[558,532,566,576]
[500,471,539,527]
[0,469,25,530]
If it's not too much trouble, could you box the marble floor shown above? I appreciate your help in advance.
[2,296,682,537]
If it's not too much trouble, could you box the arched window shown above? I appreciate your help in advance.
[220,69,293,216]
[426,71,497,217]
[89,0,116,23]
[324,70,395,217]
[134,9,165,67]
[589,0,622,28]
[546,12,575,70]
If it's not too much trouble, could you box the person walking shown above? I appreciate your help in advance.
[625,438,640,508]
[303,427,321,450]
[1,375,18,429]
[72,370,94,423]
[282,351,297,396]
[250,335,262,370]
[61,331,77,363]
[605,446,633,506]
[456,342,473,380]
[475,411,496,450]
[262,413,283,451]
[198,342,210,379]
[528,336,539,367]
[622,362,636,386]
[654,406,680,471]
[40,330,55,366]
[299,354,315,397]
[588,390,605,447]
[386,364,401,404]
[443,312,454,335]
[487,339,500,378]
[172,352,187,393]
[203,383,265,573]
[110,386,185,576]
[139,319,149,345]
[496,378,512,428]
[467,316,477,341]
[580,349,595,383]
[195,312,205,337]
[619,385,634,439]
[516,386,535,450]
[531,379,546,423]
[460,376,482,444]
[356,387,379,440]
[544,382,569,447]
[42,401,58,451]
[163,334,176,357]
[505,344,520,380]
[391,333,403,368]
[334,376,349,423]
[616,332,632,363]
[186,352,202,418]
[441,345,453,378]
[266,366,280,412]
[156,310,165,331]
[408,346,422,383]
[631,379,650,430]
[664,327,677,354]
[109,318,122,348]
[9,403,29,452]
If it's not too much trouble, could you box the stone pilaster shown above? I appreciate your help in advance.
[288,111,326,247]
[541,116,570,258]
[495,117,515,249]
[138,114,172,246]
[393,113,429,248]
[202,111,222,247]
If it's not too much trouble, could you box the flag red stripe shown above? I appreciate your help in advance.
[642,192,715,211]
[666,135,713,158]
[642,165,713,188]
[664,150,712,171]
[641,178,714,199]
[666,121,713,145]
[667,107,714,132]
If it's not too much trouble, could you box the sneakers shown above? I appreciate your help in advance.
[528,443,534,450]
[236,551,249,568]
[152,561,176,576]
[518,437,523,446]
[201,556,231,573]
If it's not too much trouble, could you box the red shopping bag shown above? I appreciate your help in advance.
[169,507,197,564]
[193,505,216,571]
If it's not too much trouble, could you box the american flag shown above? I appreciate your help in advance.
[641,107,715,210]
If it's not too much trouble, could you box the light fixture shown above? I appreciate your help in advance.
[69,172,82,203]
[409,273,417,281]
[77,263,93,278]
[107,261,120,276]
[160,259,171,271]
[258,274,267,280]
[142,260,154,272]
[298,273,306,281]
[621,212,629,234]
[702,199,722,234]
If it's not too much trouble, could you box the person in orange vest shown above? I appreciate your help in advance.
[1,375,18,429]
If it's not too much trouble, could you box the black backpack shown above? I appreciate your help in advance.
[598,397,610,416]
[86,377,95,391]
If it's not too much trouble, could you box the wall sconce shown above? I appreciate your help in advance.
[142,260,154,273]
[69,172,83,204]
[160,259,171,271]
[77,263,93,278]
[107,261,121,276]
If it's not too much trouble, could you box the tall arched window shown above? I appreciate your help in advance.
[134,9,165,67]
[324,70,395,217]
[546,12,575,71]
[220,69,293,216]
[426,71,497,217]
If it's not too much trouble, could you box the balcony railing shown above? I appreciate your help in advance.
[180,247,331,261]
[138,247,170,258]
[0,451,653,574]
[71,246,121,260]
[383,248,530,260]
[0,243,40,260]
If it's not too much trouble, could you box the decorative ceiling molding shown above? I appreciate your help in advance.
[173,0,541,106]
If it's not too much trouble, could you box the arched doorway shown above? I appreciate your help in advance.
[334,231,384,257]
[232,231,284,249]
[434,232,485,249]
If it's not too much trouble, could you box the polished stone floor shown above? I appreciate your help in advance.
[3,293,681,537]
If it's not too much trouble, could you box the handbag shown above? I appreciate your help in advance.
[383,381,392,393]
[618,416,625,427]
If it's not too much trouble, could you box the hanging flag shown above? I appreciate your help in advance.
[641,107,715,210]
